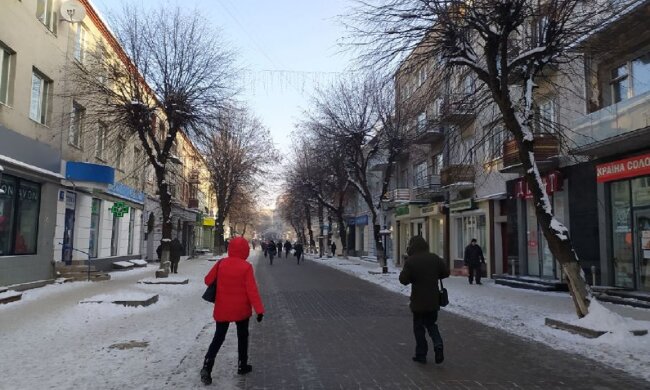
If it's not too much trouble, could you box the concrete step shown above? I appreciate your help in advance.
[56,264,97,272]
[494,274,568,291]
[0,291,23,305]
[595,294,650,310]
[495,278,558,292]
[602,289,650,303]
[7,279,55,292]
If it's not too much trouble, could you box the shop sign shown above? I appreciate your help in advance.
[107,182,145,204]
[596,153,650,183]
[395,205,410,217]
[355,215,369,225]
[203,217,215,227]
[515,171,562,199]
[449,198,474,213]
[346,217,356,226]
[421,203,444,215]
[110,201,130,218]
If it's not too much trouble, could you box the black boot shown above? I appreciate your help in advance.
[200,357,214,385]
[237,360,253,375]
[434,346,444,364]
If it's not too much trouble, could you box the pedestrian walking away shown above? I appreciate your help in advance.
[284,240,292,258]
[276,241,283,258]
[294,241,304,265]
[200,236,265,385]
[261,241,267,258]
[399,235,450,365]
[267,240,277,265]
[330,241,337,257]
[169,237,184,274]
[464,238,485,285]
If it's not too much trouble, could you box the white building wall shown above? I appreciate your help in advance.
[99,200,115,258]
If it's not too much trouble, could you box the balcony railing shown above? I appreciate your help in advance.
[413,120,445,145]
[441,164,475,188]
[441,93,476,123]
[413,175,443,201]
[501,135,559,173]
[383,188,411,204]
[571,91,650,155]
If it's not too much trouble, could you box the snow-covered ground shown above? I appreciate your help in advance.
[307,254,650,382]
[0,256,246,390]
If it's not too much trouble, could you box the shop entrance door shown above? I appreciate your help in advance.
[62,192,76,265]
[633,208,650,291]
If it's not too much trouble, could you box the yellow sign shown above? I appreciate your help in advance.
[203,217,215,227]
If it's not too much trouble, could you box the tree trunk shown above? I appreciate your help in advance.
[519,138,591,317]
[214,214,226,255]
[304,202,315,253]
[318,205,324,258]
[156,170,172,277]
[336,212,347,258]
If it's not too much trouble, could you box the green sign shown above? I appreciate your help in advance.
[449,198,474,213]
[395,205,410,217]
[110,202,130,218]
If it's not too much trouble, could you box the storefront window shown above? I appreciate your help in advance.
[526,201,540,276]
[89,198,101,258]
[632,177,650,207]
[611,181,634,288]
[0,175,40,256]
[456,214,486,258]
[128,208,135,255]
[110,213,120,256]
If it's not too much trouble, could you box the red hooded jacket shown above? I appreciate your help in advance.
[204,237,265,322]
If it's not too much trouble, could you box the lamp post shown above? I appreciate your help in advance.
[379,226,391,274]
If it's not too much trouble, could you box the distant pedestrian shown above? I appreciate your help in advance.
[225,238,230,252]
[201,237,264,385]
[251,240,256,250]
[267,240,277,265]
[399,235,449,365]
[170,237,184,274]
[330,242,337,257]
[464,238,485,285]
[276,241,283,258]
[284,240,292,258]
[294,242,304,264]
[261,241,267,257]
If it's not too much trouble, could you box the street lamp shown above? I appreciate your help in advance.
[379,226,391,274]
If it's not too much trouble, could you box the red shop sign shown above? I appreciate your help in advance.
[515,171,563,199]
[596,153,650,183]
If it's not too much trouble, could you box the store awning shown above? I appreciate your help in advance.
[571,126,650,157]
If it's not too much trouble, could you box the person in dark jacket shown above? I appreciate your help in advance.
[399,235,450,365]
[294,242,304,264]
[201,237,265,385]
[284,240,292,258]
[170,237,184,274]
[276,241,283,258]
[330,241,337,257]
[267,240,277,265]
[261,241,267,257]
[463,238,485,285]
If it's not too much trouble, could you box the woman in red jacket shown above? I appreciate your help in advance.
[200,236,265,385]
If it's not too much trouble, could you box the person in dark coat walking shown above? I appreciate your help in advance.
[399,235,450,365]
[276,241,283,258]
[284,240,292,258]
[261,241,267,257]
[293,242,304,264]
[201,237,264,385]
[463,238,485,285]
[267,240,277,264]
[170,237,184,274]
[330,241,337,257]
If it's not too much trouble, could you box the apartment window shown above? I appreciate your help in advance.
[0,44,14,105]
[116,137,126,171]
[96,122,107,160]
[29,70,51,124]
[69,101,85,148]
[36,0,57,34]
[611,64,628,104]
[414,162,427,187]
[418,67,427,87]
[536,100,556,134]
[417,112,426,132]
[432,154,443,176]
[632,53,650,97]
[74,24,88,63]
[0,174,41,256]
[485,126,505,160]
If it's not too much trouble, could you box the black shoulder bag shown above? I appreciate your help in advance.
[202,261,221,303]
[439,279,449,307]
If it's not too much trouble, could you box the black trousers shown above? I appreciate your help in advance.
[413,311,443,359]
[468,263,482,284]
[170,261,179,273]
[205,318,250,363]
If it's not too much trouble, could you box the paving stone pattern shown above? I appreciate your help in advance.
[235,254,649,390]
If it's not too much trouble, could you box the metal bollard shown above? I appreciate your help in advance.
[510,258,516,276]
[591,265,597,286]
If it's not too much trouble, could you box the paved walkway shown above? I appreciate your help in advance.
[236,251,649,390]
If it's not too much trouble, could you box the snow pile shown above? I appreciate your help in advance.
[80,292,156,304]
[307,254,650,382]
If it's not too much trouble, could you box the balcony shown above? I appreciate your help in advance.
[413,175,443,201]
[383,188,411,206]
[500,135,560,174]
[441,94,476,124]
[441,165,475,189]
[413,120,445,145]
[571,92,650,156]
[188,198,199,209]
[369,158,389,172]
[189,169,200,184]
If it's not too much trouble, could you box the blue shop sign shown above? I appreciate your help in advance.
[107,182,145,204]
[66,161,115,184]
[355,215,369,225]
[346,217,356,226]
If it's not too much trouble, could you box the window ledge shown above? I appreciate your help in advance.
[28,117,49,128]
[0,102,13,110]
[68,143,83,151]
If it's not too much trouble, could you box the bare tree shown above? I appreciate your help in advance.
[347,0,627,316]
[205,106,278,254]
[68,5,236,276]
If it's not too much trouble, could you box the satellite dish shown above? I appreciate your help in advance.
[59,0,86,23]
